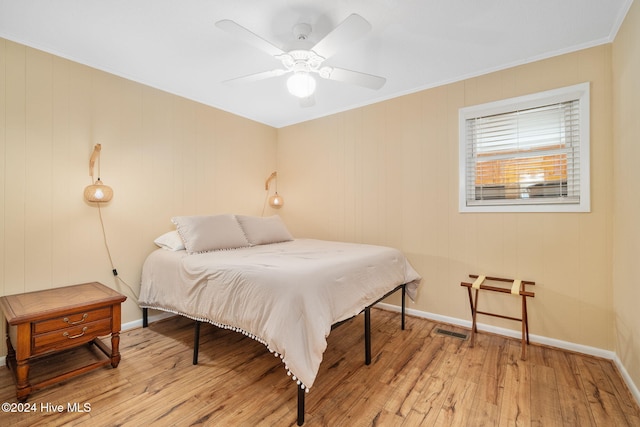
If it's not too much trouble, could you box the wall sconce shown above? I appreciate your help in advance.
[265,171,284,208]
[84,144,113,203]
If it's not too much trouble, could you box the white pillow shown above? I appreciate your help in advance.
[153,230,185,251]
[171,214,249,254]
[236,215,293,245]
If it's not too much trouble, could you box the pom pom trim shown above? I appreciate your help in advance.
[141,306,311,391]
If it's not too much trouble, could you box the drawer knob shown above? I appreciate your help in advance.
[63,313,88,325]
[63,326,88,339]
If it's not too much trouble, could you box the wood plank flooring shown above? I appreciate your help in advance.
[1,308,639,426]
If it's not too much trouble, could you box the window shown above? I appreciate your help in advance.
[459,83,590,212]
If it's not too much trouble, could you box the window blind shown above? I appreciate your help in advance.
[464,100,581,205]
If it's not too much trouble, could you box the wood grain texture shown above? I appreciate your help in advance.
[0,309,638,426]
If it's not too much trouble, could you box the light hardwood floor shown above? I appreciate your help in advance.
[1,308,639,426]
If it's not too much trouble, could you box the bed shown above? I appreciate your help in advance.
[138,214,421,425]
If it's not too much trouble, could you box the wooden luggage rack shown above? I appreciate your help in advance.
[460,274,535,359]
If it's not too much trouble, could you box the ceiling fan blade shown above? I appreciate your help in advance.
[299,94,316,108]
[311,14,372,60]
[215,20,285,57]
[323,67,386,90]
[223,69,289,84]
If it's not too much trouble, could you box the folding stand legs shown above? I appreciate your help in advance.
[461,275,535,360]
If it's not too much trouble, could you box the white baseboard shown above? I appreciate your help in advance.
[3,306,639,407]
[121,310,174,331]
[377,302,640,406]
[614,353,640,408]
[379,303,616,358]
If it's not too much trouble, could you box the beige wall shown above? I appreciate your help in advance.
[278,45,614,353]
[612,0,640,395]
[0,39,278,355]
[1,7,638,397]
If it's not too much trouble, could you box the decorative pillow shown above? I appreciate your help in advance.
[171,214,249,254]
[236,215,294,245]
[153,230,186,251]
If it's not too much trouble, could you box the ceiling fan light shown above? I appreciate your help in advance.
[287,72,316,98]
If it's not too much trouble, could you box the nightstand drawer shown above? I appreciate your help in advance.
[33,318,113,355]
[33,306,112,334]
[0,282,126,401]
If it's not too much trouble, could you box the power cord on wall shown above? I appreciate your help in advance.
[261,188,270,217]
[97,203,139,301]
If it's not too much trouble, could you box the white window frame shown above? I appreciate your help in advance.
[458,82,590,213]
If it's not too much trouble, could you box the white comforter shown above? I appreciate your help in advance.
[139,238,421,389]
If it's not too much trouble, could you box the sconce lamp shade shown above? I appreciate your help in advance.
[269,192,284,208]
[84,178,113,202]
[84,144,113,203]
[265,171,284,208]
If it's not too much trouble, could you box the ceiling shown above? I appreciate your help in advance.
[0,0,633,128]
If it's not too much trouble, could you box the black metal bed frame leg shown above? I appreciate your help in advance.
[298,283,408,425]
[364,306,371,365]
[401,283,406,330]
[193,321,201,365]
[297,385,305,426]
[142,308,148,328]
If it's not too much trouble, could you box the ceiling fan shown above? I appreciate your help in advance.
[215,14,386,106]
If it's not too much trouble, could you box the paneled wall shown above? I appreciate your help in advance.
[278,45,614,352]
[2,12,639,398]
[0,39,278,356]
[612,0,640,400]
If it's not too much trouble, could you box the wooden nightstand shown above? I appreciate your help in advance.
[0,282,127,401]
